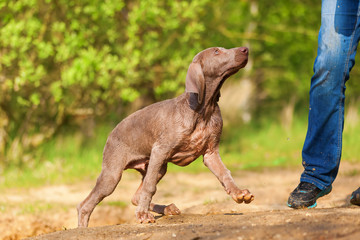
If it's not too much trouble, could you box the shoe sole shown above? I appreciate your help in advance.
[287,202,317,209]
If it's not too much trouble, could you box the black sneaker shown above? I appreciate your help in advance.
[350,187,360,206]
[287,182,332,209]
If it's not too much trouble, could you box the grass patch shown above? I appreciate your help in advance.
[203,198,219,205]
[0,201,57,215]
[18,201,55,215]
[102,201,128,208]
[343,169,360,177]
[219,116,307,171]
[0,203,6,213]
[1,124,112,189]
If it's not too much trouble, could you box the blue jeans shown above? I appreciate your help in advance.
[301,0,360,190]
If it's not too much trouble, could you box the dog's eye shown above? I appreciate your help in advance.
[214,49,219,55]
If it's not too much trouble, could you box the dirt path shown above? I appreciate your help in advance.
[2,162,360,240]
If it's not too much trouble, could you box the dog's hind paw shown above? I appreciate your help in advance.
[164,203,181,216]
[136,211,156,224]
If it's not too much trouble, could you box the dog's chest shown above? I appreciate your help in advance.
[170,117,222,166]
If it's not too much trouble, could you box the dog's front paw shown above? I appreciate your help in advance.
[136,211,156,224]
[164,203,181,216]
[231,189,254,204]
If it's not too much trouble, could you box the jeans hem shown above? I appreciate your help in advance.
[300,176,329,190]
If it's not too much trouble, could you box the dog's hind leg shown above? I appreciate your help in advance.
[131,163,181,219]
[77,154,124,227]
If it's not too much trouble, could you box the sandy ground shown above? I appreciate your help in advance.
[2,162,360,240]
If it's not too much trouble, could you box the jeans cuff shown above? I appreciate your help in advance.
[300,176,328,190]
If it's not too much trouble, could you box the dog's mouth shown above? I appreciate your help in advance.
[221,60,248,78]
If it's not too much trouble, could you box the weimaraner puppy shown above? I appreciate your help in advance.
[77,46,254,227]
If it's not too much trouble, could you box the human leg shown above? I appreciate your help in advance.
[288,0,360,208]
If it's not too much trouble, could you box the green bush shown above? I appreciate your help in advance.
[2,0,360,170]
[0,0,210,166]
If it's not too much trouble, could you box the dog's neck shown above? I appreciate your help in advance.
[204,75,227,104]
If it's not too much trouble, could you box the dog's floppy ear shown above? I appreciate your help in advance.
[185,62,205,107]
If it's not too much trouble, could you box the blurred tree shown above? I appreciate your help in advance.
[2,0,360,168]
[201,0,321,126]
[250,0,360,126]
[0,0,209,166]
[202,0,360,127]
[253,0,321,127]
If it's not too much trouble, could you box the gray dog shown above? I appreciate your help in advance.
[77,47,254,227]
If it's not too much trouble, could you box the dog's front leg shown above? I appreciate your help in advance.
[203,150,254,204]
[135,145,168,223]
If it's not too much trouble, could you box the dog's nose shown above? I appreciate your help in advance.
[239,47,249,55]
[235,47,249,62]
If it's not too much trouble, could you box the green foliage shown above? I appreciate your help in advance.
[0,0,210,166]
[2,0,360,171]
[103,201,128,208]
[0,124,112,188]
[254,0,320,102]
